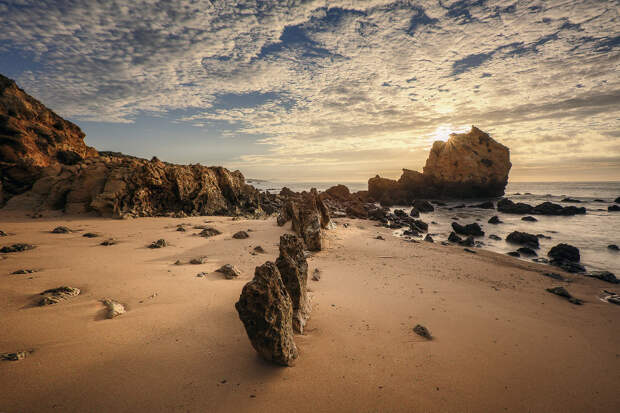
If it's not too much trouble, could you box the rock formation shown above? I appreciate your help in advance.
[279,189,330,251]
[368,126,511,204]
[0,74,269,217]
[235,261,298,366]
[276,234,311,334]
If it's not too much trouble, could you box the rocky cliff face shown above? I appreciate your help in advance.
[0,74,97,201]
[368,126,511,204]
[0,74,266,217]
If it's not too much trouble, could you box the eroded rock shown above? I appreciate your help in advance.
[276,234,311,334]
[102,298,125,319]
[216,264,241,279]
[233,231,249,239]
[546,286,583,305]
[506,231,539,249]
[0,243,34,253]
[38,286,80,305]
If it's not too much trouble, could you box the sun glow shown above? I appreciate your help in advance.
[428,124,469,143]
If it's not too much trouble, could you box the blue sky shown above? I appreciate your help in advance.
[0,0,618,181]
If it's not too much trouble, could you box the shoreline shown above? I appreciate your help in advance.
[1,213,619,412]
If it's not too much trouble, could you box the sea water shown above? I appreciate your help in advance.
[249,180,619,275]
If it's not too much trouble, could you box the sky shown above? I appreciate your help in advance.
[0,0,618,183]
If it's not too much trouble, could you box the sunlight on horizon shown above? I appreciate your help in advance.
[428,124,469,143]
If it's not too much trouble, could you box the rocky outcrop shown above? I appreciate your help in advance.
[235,261,298,366]
[547,243,584,273]
[368,126,511,204]
[279,189,330,251]
[506,231,539,249]
[3,153,264,217]
[276,234,311,334]
[498,199,585,216]
[1,74,97,202]
[451,222,484,236]
[319,185,370,218]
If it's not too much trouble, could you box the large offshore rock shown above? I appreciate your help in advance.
[235,262,298,366]
[281,189,330,251]
[276,234,311,334]
[368,126,511,203]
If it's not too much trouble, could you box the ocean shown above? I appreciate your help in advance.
[248,179,620,275]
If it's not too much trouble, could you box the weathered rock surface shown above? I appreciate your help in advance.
[102,298,125,319]
[232,231,249,239]
[235,261,298,366]
[546,286,583,305]
[451,222,484,237]
[586,271,619,284]
[0,243,34,253]
[216,264,241,279]
[368,126,511,203]
[0,74,97,202]
[275,234,311,334]
[38,286,80,305]
[280,189,330,251]
[488,216,502,224]
[51,226,71,233]
[413,324,432,339]
[548,243,584,273]
[148,239,167,249]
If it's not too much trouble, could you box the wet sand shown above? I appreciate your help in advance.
[0,213,618,412]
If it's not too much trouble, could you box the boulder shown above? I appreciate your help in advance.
[548,243,580,263]
[517,247,537,256]
[521,216,537,222]
[38,286,80,306]
[368,126,511,201]
[615,196,620,203]
[586,271,619,284]
[198,227,221,237]
[532,202,585,216]
[608,244,619,251]
[51,226,71,233]
[424,234,434,243]
[281,189,330,251]
[148,239,167,249]
[497,198,533,214]
[275,234,311,334]
[506,231,539,249]
[471,201,495,209]
[609,205,620,212]
[102,299,125,319]
[451,222,484,236]
[235,262,298,366]
[216,264,241,279]
[232,231,249,239]
[488,216,502,224]
[412,200,434,213]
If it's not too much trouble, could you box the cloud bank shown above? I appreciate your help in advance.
[0,0,618,181]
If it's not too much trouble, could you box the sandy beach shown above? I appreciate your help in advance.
[1,213,618,413]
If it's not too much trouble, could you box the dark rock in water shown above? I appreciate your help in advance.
[532,257,549,264]
[82,232,99,238]
[517,247,537,256]
[100,239,117,246]
[216,264,241,279]
[561,197,581,203]
[542,272,565,281]
[11,269,37,274]
[367,127,511,201]
[0,243,34,253]
[506,231,539,249]
[536,234,551,239]
[548,243,580,263]
[608,244,619,251]
[148,239,167,249]
[51,226,71,233]
[413,324,432,339]
[409,208,420,218]
[448,232,462,243]
[412,200,434,213]
[38,286,80,305]
[497,198,533,214]
[521,216,537,222]
[459,236,475,247]
[593,199,606,202]
[233,231,249,239]
[488,216,502,224]
[489,234,501,241]
[532,202,585,216]
[432,200,447,206]
[507,251,520,257]
[555,261,585,273]
[424,234,434,243]
[471,201,495,209]
[615,196,620,203]
[586,271,619,284]
[198,227,221,237]
[609,205,620,212]
[453,203,467,209]
[463,248,476,254]
[451,222,484,236]
[276,234,311,334]
[412,219,429,232]
[235,261,298,366]
[546,286,583,305]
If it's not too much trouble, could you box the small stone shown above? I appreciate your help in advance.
[0,230,7,236]
[542,272,565,281]
[312,268,321,281]
[198,227,221,238]
[102,298,125,319]
[517,247,537,256]
[464,248,476,254]
[608,244,619,251]
[11,269,36,274]
[148,239,167,249]
[424,234,434,243]
[174,260,182,265]
[507,251,520,257]
[38,286,80,306]
[0,243,35,253]
[82,232,99,238]
[216,264,241,279]
[253,246,265,253]
[546,286,583,305]
[587,271,619,284]
[196,272,208,278]
[100,239,117,246]
[190,256,207,265]
[176,226,187,232]
[413,324,432,339]
[375,235,385,240]
[51,226,71,234]
[233,231,249,239]
[488,216,502,224]
[1,351,28,361]
[488,234,501,241]
[521,216,538,222]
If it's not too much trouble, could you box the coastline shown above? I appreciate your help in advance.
[1,213,618,412]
